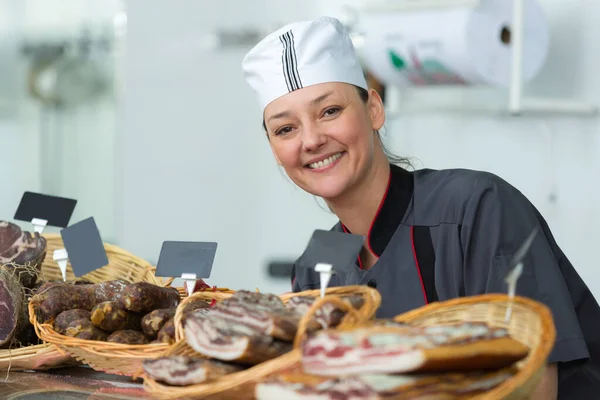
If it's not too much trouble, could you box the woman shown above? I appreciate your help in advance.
[242,16,599,398]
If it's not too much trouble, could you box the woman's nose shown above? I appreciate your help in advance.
[301,126,327,153]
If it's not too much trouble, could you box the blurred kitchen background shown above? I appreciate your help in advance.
[1,0,599,295]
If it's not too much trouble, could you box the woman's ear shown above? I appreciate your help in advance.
[367,88,386,131]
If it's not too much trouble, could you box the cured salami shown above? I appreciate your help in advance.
[120,282,180,313]
[142,356,243,386]
[107,330,150,344]
[63,319,109,341]
[255,367,517,400]
[91,301,143,332]
[141,308,176,338]
[301,322,529,376]
[157,318,176,344]
[54,309,92,334]
[184,310,292,364]
[35,280,129,321]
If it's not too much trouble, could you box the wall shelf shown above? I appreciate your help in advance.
[356,0,598,117]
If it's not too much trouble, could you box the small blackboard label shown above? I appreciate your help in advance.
[14,191,77,228]
[155,241,218,278]
[60,217,109,276]
[296,229,365,273]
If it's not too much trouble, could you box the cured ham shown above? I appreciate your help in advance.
[301,322,529,376]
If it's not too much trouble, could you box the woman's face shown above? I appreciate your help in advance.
[263,82,385,200]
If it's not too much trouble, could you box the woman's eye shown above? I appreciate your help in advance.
[323,107,340,117]
[275,126,292,136]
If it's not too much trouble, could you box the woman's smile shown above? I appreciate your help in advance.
[305,152,345,172]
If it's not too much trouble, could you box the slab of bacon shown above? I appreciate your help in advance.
[184,307,292,365]
[301,322,529,376]
[184,290,368,364]
[142,355,243,386]
[209,295,301,341]
[255,366,518,400]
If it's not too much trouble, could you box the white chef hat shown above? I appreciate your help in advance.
[242,16,368,113]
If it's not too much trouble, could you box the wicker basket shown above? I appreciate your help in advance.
[1,233,169,372]
[142,285,382,400]
[26,233,186,376]
[392,294,556,400]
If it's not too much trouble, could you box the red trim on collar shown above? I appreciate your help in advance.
[410,226,429,304]
[341,223,364,269]
[341,169,392,269]
[366,170,392,257]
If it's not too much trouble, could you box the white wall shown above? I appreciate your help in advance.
[117,0,336,294]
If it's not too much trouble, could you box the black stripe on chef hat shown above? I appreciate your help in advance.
[279,30,303,92]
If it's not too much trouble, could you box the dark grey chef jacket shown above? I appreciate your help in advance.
[291,164,600,398]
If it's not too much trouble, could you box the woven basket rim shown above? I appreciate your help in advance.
[142,286,382,399]
[394,293,556,400]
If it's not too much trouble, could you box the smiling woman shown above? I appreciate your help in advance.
[242,16,600,399]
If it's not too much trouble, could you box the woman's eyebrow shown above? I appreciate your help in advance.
[267,91,335,122]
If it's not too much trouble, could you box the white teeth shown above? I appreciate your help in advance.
[309,153,342,169]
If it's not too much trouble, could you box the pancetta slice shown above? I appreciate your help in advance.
[210,300,301,341]
[255,366,517,400]
[142,356,243,386]
[301,322,529,376]
[184,310,292,365]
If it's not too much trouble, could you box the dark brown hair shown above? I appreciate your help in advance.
[262,85,412,169]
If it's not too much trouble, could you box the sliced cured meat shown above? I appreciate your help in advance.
[0,221,21,254]
[301,322,529,376]
[256,366,517,400]
[184,310,292,365]
[229,290,285,310]
[180,298,210,314]
[143,356,243,386]
[210,300,301,341]
[0,268,26,348]
[286,295,365,329]
[0,221,47,288]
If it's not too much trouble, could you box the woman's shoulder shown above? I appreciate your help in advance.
[410,167,528,223]
[413,167,520,198]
